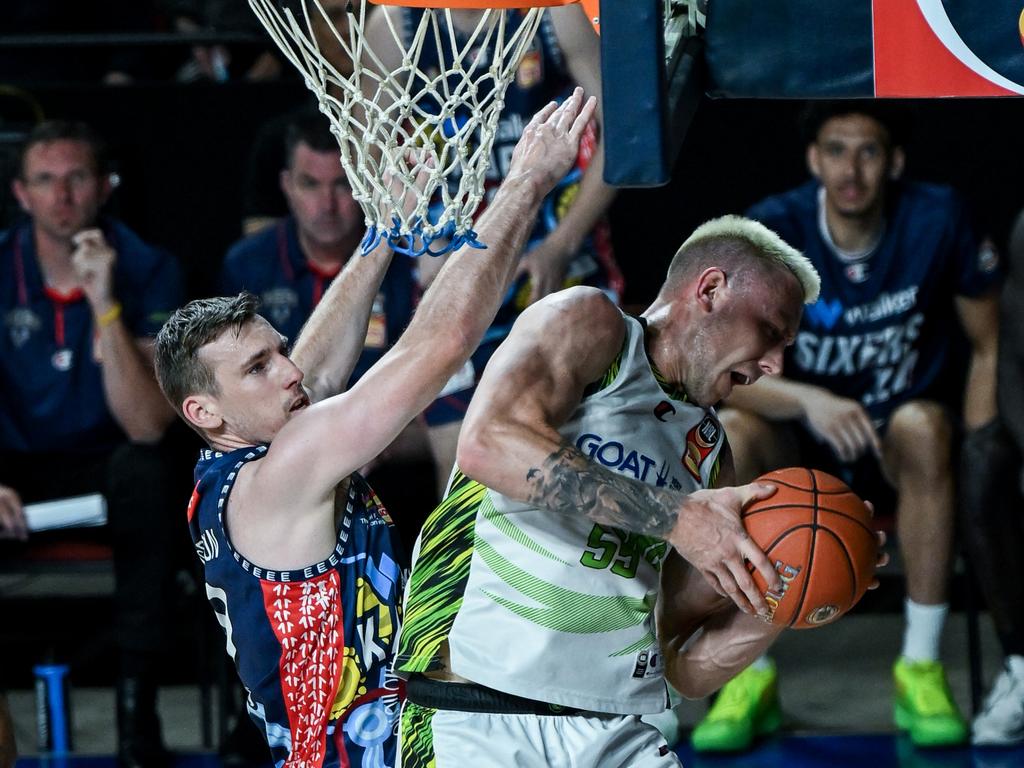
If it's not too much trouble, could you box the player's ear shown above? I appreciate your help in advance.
[279,169,292,197]
[888,147,905,180]
[183,395,223,432]
[695,267,726,312]
[806,143,822,180]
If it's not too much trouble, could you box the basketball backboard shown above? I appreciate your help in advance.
[599,0,705,187]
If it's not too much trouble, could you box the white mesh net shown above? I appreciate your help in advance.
[248,0,550,256]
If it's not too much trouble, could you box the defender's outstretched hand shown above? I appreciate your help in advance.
[506,87,597,199]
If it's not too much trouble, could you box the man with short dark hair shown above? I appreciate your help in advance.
[155,92,596,768]
[691,101,1001,752]
[0,120,185,768]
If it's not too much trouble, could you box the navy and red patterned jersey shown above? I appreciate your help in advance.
[747,180,1001,422]
[190,446,404,768]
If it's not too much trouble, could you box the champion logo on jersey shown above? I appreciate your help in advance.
[845,262,870,283]
[683,415,720,482]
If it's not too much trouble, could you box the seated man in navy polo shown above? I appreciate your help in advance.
[0,121,185,768]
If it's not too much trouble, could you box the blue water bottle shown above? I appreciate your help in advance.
[33,664,73,754]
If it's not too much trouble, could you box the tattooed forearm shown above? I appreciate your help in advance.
[525,445,682,536]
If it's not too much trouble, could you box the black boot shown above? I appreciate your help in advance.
[116,674,171,768]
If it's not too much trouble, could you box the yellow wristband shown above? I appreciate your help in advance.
[96,302,122,328]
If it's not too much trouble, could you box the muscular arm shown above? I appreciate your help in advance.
[656,436,781,696]
[235,94,597,569]
[658,550,783,699]
[957,290,1000,430]
[458,289,781,613]
[289,240,395,403]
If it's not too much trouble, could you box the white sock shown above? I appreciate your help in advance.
[749,655,773,672]
[901,598,948,662]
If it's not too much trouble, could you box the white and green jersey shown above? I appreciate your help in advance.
[394,314,725,714]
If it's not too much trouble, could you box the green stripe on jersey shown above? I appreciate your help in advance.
[395,470,485,674]
[481,501,571,566]
[476,535,656,634]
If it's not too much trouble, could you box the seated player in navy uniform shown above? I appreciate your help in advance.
[691,102,1001,752]
[0,121,185,768]
[153,92,597,768]
[363,4,623,496]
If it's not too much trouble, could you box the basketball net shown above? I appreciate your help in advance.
[249,0,552,256]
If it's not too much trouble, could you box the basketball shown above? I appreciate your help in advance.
[742,468,877,629]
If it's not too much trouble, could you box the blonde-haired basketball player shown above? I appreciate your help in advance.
[394,216,839,766]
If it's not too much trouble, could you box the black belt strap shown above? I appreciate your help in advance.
[405,674,585,716]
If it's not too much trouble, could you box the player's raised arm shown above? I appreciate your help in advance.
[251,90,598,506]
[455,287,782,616]
[289,158,431,401]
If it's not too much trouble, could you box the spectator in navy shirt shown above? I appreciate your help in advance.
[691,102,1001,753]
[0,121,185,768]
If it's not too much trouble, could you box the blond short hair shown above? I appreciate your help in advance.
[673,215,820,304]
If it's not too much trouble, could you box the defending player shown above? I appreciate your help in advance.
[154,91,595,768]
[394,217,823,766]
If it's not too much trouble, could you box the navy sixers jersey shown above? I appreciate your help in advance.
[0,218,182,454]
[747,180,1001,421]
[403,9,623,343]
[220,218,416,386]
[190,446,404,768]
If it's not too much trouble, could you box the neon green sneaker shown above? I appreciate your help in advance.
[691,662,782,752]
[893,658,968,747]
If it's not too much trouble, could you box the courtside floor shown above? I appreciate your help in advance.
[7,614,1024,767]
[11,736,1024,768]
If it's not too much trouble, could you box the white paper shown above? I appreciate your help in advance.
[23,494,108,532]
